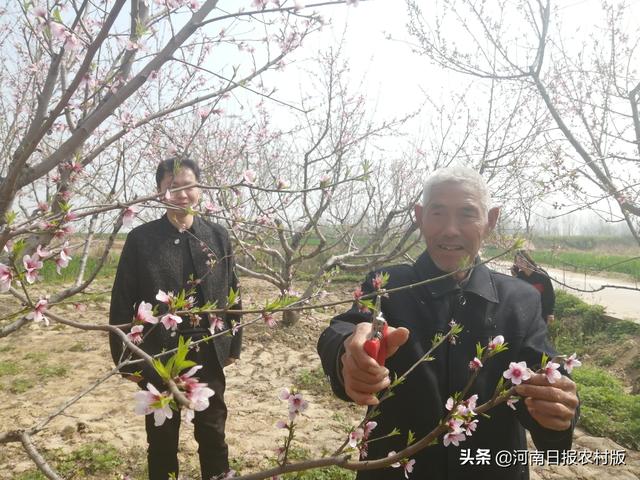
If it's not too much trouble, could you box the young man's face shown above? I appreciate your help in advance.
[414,182,499,274]
[158,167,201,213]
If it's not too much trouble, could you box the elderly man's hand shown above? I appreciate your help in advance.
[341,322,410,406]
[515,373,578,431]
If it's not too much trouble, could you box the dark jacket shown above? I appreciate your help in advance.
[317,251,575,480]
[515,269,555,319]
[109,215,242,387]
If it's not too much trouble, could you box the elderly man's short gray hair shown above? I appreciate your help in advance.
[422,167,491,214]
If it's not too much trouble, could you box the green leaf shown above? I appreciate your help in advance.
[12,239,26,258]
[4,211,16,226]
[407,430,416,446]
[52,7,62,23]
[494,376,505,395]
[358,299,375,311]
[152,359,170,381]
[540,352,549,369]
[176,359,197,372]
[512,238,526,250]
[135,17,148,37]
[227,288,239,307]
[196,300,218,313]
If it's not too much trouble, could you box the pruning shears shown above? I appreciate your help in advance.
[363,296,388,366]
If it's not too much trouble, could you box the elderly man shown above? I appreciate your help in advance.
[109,157,241,480]
[317,167,578,480]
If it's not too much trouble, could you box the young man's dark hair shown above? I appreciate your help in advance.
[155,157,201,189]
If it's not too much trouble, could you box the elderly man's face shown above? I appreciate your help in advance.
[414,182,499,274]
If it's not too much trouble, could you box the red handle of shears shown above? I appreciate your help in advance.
[364,322,388,366]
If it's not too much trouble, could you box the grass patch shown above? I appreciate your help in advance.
[549,291,639,357]
[14,442,125,480]
[547,290,640,448]
[573,366,640,449]
[38,255,119,284]
[9,378,34,393]
[56,442,123,477]
[15,472,46,480]
[0,362,20,376]
[68,342,89,352]
[533,250,640,280]
[37,364,68,378]
[295,367,331,396]
[24,352,48,362]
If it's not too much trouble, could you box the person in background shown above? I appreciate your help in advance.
[109,157,241,480]
[510,250,555,323]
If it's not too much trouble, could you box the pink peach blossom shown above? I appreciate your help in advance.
[27,298,49,325]
[23,254,43,284]
[503,361,531,385]
[543,361,562,384]
[122,207,137,227]
[128,324,144,344]
[0,263,12,292]
[136,301,158,324]
[160,313,182,331]
[488,335,504,350]
[155,290,174,304]
[134,383,173,427]
[209,315,224,333]
[564,353,582,373]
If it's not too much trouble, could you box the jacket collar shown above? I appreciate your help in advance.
[160,213,202,235]
[414,250,498,303]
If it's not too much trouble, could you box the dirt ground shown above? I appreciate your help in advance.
[0,277,639,480]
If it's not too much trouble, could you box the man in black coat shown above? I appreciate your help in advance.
[109,158,241,480]
[317,167,578,479]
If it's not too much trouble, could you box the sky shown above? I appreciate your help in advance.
[147,0,639,236]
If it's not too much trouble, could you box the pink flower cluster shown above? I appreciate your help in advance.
[56,242,72,274]
[134,383,174,427]
[155,290,183,332]
[1,242,73,296]
[388,451,415,478]
[23,253,43,284]
[262,312,277,328]
[176,365,215,422]
[134,366,214,427]
[348,420,377,459]
[278,387,308,422]
[27,298,49,326]
[127,301,159,344]
[371,272,385,290]
[0,263,13,293]
[122,207,137,227]
[443,394,479,447]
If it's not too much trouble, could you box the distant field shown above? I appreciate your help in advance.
[483,247,640,281]
[39,254,119,284]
